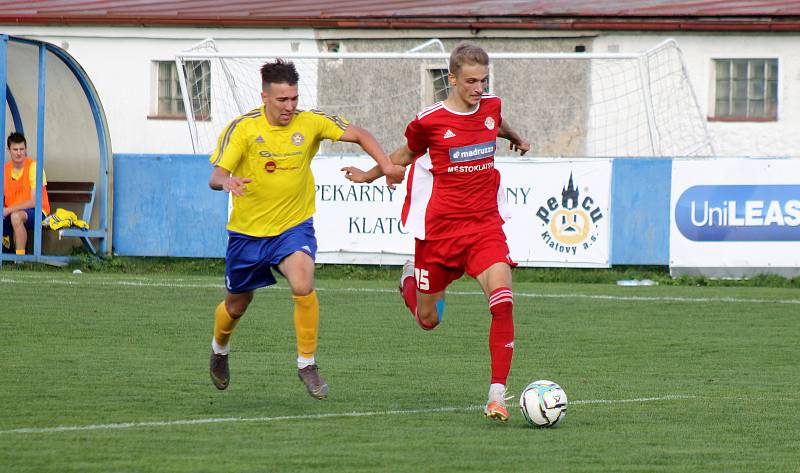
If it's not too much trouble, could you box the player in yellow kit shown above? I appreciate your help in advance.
[208,59,405,398]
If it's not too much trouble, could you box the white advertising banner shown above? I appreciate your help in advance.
[313,156,413,265]
[313,156,611,267]
[500,158,612,267]
[670,157,800,277]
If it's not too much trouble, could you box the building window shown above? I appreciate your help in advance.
[429,68,450,103]
[153,60,211,120]
[422,66,493,107]
[712,59,777,121]
[425,66,492,105]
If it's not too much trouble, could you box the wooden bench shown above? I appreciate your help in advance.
[47,181,105,256]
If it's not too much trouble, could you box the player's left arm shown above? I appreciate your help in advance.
[339,125,406,185]
[498,118,530,156]
[342,144,416,189]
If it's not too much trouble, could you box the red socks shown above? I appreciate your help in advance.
[488,287,514,385]
[401,275,437,330]
[401,275,418,315]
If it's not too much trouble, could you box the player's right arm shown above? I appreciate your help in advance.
[209,166,251,196]
[389,145,417,167]
[208,116,252,195]
[498,117,530,156]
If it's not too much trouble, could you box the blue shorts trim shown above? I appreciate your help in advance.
[224,218,317,294]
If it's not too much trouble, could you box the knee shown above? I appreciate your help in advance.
[225,296,252,318]
[417,306,440,328]
[292,282,315,297]
[9,211,25,227]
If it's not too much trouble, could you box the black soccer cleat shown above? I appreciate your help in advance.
[209,350,230,390]
[298,364,329,399]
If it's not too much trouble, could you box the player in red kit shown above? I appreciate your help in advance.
[342,42,530,421]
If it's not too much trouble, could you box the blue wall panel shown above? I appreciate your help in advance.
[112,154,227,257]
[610,158,672,265]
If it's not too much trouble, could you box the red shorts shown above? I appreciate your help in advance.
[413,226,516,294]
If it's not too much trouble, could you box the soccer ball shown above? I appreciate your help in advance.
[519,380,568,427]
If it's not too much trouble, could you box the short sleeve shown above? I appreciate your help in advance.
[28,162,47,187]
[311,110,349,142]
[496,97,503,128]
[404,117,428,155]
[210,119,246,172]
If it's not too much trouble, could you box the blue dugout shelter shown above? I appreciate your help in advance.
[0,35,111,265]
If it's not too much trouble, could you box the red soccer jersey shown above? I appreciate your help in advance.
[401,94,509,241]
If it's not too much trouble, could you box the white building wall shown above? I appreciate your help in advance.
[5,26,799,158]
[2,26,317,154]
[594,32,800,157]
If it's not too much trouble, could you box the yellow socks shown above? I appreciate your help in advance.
[213,301,240,351]
[211,293,319,362]
[293,291,320,361]
[15,249,25,255]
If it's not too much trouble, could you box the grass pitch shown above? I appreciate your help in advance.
[0,271,798,472]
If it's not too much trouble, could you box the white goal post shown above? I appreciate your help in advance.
[175,38,714,159]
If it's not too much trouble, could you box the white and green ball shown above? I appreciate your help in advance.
[519,380,567,427]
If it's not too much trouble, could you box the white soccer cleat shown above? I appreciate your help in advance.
[484,384,512,422]
[399,260,415,291]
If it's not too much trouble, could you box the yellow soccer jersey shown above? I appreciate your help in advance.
[10,161,47,187]
[210,106,349,237]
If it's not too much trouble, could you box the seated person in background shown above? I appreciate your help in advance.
[2,132,50,256]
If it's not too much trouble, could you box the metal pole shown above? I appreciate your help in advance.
[637,55,660,156]
[175,56,199,154]
[0,35,7,267]
[33,43,46,258]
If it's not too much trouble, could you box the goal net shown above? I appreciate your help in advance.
[176,39,714,158]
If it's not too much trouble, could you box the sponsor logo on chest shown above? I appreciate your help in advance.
[448,140,496,163]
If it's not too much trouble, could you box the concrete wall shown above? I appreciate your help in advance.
[316,37,592,157]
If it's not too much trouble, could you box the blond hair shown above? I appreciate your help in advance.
[449,42,489,75]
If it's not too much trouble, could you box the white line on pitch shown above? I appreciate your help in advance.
[2,276,800,305]
[0,277,222,289]
[325,287,800,306]
[0,395,692,435]
[572,394,692,404]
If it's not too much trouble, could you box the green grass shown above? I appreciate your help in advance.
[6,255,800,288]
[1,271,799,472]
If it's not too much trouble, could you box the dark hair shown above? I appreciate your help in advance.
[260,59,299,89]
[7,131,26,148]
[449,41,490,76]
